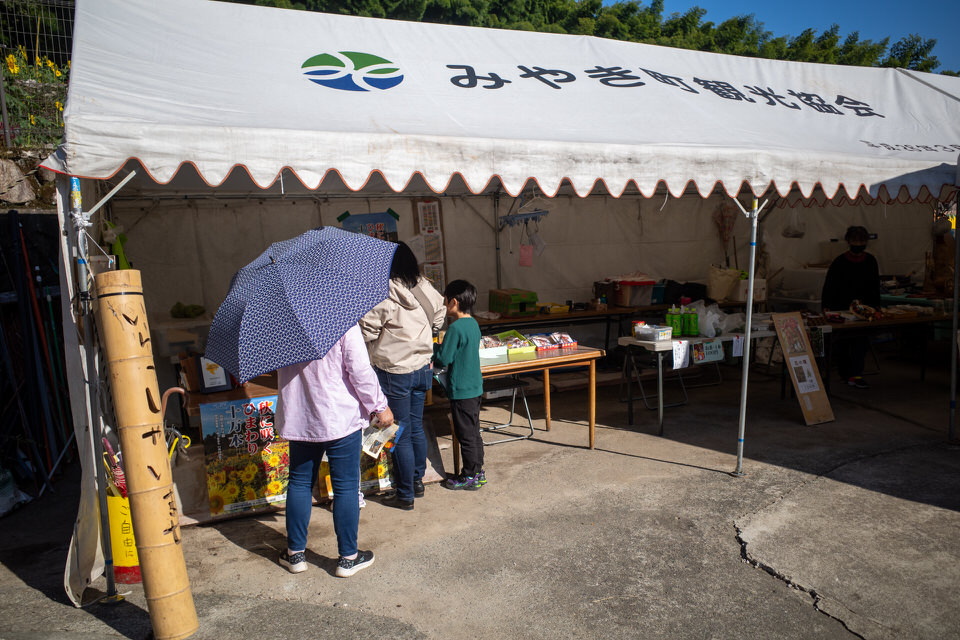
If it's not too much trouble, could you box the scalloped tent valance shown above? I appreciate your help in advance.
[42,0,960,199]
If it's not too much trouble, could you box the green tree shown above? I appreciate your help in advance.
[227,0,953,74]
[882,34,939,72]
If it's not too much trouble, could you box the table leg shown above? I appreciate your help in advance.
[449,414,460,477]
[824,333,832,396]
[920,325,929,381]
[625,349,634,426]
[589,359,596,450]
[543,368,551,431]
[657,351,664,436]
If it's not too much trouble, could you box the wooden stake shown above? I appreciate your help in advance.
[95,270,198,640]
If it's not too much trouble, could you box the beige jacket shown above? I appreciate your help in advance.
[359,277,446,374]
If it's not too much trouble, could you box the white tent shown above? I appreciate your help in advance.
[44,0,960,198]
[46,0,960,605]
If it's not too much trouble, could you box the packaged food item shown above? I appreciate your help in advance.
[481,335,505,348]
[631,320,647,338]
[527,333,558,350]
[549,332,578,348]
[634,324,673,341]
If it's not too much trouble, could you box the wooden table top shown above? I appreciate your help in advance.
[479,346,604,375]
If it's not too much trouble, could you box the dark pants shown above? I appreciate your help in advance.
[836,336,869,380]
[285,430,361,558]
[451,395,483,476]
[376,365,432,501]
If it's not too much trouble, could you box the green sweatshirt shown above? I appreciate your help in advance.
[433,316,483,400]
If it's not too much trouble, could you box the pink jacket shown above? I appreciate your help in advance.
[275,325,388,442]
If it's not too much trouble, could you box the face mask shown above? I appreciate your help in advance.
[849,245,866,254]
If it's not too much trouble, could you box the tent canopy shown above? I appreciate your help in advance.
[43,0,960,199]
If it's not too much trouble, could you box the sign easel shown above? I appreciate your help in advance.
[772,312,834,425]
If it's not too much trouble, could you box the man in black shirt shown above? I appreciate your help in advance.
[821,225,881,389]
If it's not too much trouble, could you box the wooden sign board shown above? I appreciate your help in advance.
[772,312,835,425]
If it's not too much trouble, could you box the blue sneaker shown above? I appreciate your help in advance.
[444,473,480,491]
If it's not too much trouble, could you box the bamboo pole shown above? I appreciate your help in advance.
[94,270,198,640]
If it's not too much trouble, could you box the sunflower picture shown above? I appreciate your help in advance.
[199,396,289,517]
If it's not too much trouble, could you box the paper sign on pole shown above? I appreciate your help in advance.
[772,312,834,425]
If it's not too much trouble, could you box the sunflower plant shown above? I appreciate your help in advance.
[1,45,68,149]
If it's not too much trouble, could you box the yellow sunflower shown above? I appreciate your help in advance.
[266,480,283,495]
[6,54,18,74]
[266,453,280,468]
[243,487,258,502]
[224,483,240,499]
[240,464,258,483]
[208,489,225,514]
[213,471,226,485]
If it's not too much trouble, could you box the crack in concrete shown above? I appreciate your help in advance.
[733,521,867,639]
[730,440,936,639]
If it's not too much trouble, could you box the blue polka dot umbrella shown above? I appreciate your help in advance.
[205,227,398,383]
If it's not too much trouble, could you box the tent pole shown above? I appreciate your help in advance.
[732,197,766,477]
[950,186,959,442]
[70,177,121,602]
[494,192,502,289]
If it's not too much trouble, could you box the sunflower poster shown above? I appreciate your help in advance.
[199,396,290,517]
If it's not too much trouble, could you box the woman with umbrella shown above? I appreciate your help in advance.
[205,227,401,577]
[360,242,445,510]
[276,325,394,577]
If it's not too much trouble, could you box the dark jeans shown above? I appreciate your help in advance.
[285,430,360,558]
[451,395,483,476]
[376,365,432,501]
[836,336,868,380]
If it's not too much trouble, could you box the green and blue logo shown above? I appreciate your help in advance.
[302,51,403,92]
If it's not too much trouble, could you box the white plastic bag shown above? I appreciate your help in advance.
[699,303,724,338]
[719,312,746,335]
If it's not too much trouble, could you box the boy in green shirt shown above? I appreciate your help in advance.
[433,280,485,490]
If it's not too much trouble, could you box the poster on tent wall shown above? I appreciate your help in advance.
[198,396,290,517]
[772,313,834,426]
[338,210,399,242]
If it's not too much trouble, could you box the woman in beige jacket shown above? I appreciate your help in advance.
[360,242,445,509]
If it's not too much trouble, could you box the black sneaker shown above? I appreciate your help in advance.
[381,492,414,511]
[848,376,869,389]
[336,550,375,578]
[279,550,307,574]
[444,473,481,491]
[413,479,425,498]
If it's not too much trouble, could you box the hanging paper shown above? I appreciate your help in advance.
[732,335,744,357]
[417,201,441,232]
[672,340,689,369]
[518,243,533,267]
[423,231,444,262]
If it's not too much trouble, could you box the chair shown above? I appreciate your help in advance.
[479,375,534,444]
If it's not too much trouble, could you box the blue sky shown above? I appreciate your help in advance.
[659,1,960,73]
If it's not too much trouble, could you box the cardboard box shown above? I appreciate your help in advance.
[613,279,656,306]
[729,278,767,302]
[489,289,538,317]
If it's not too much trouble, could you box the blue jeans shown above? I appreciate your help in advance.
[376,365,432,501]
[285,430,360,558]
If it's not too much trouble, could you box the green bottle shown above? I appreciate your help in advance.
[667,306,682,337]
[687,308,698,336]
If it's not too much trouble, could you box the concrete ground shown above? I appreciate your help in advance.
[2,348,959,639]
